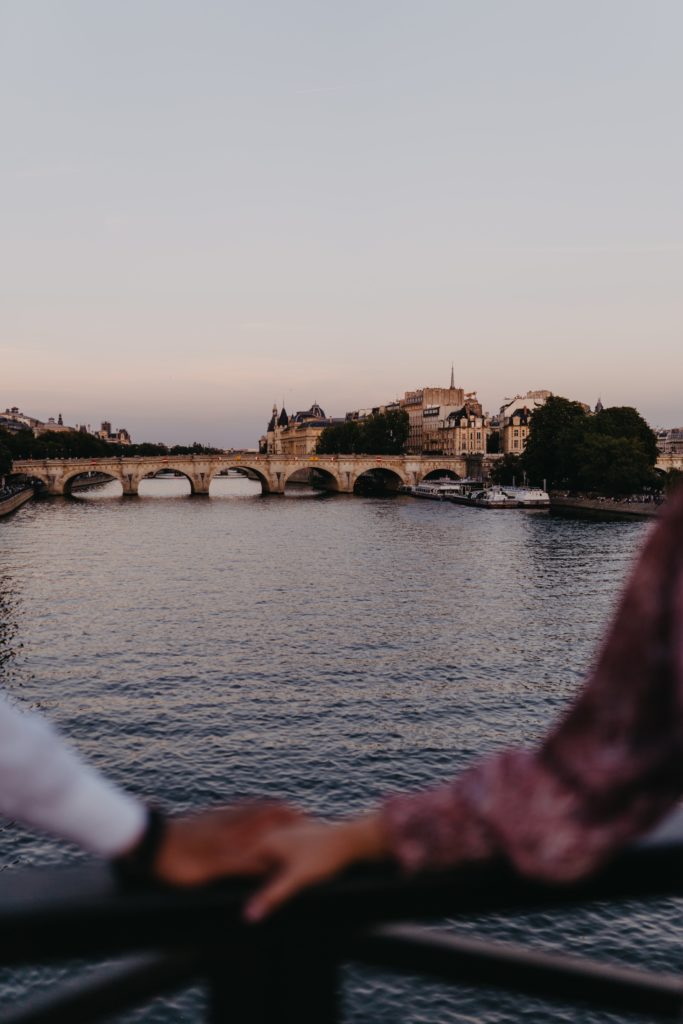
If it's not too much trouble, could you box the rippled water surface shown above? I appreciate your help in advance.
[1,481,678,1022]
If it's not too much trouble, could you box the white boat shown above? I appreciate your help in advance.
[449,485,550,509]
[467,487,519,508]
[412,479,471,500]
[500,486,550,507]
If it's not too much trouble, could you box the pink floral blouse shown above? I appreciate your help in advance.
[383,487,683,882]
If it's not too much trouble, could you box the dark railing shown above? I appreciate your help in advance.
[2,808,683,1023]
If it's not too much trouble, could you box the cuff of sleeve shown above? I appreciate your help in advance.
[112,807,167,883]
[47,772,148,858]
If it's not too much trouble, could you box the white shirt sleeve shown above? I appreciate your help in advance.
[0,697,147,857]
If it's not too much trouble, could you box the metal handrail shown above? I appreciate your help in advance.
[1,807,682,1022]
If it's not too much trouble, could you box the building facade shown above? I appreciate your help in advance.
[96,422,132,444]
[498,389,552,454]
[399,368,475,454]
[261,402,340,456]
[656,427,683,456]
[422,399,489,456]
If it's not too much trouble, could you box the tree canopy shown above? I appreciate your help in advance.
[490,453,523,485]
[0,428,223,464]
[520,398,659,495]
[316,409,409,455]
[0,443,12,479]
[521,396,587,490]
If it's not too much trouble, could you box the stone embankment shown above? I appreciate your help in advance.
[0,487,34,518]
[549,495,660,518]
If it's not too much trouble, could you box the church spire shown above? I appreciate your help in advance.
[267,401,277,433]
[450,363,455,389]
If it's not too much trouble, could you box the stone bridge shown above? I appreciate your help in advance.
[11,453,491,497]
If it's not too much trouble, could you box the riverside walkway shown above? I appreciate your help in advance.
[0,485,33,518]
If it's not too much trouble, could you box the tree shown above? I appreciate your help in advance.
[490,454,523,485]
[315,420,360,454]
[521,396,587,489]
[316,410,408,455]
[486,431,501,454]
[359,409,409,455]
[586,406,658,463]
[0,443,11,481]
[575,434,656,496]
[521,398,659,495]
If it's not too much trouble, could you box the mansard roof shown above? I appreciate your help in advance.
[290,403,327,424]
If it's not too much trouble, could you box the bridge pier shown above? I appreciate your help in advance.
[270,471,285,494]
[192,473,210,496]
[122,474,138,496]
[47,475,64,497]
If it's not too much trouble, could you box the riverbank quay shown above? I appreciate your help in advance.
[2,808,683,1023]
[0,486,33,518]
[550,495,661,519]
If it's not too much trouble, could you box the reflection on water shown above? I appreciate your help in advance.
[74,477,331,500]
[0,494,677,1023]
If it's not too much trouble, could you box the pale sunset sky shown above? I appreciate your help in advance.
[1,1,681,446]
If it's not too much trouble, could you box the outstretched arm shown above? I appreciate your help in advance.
[384,486,683,882]
[245,489,683,919]
[0,698,299,883]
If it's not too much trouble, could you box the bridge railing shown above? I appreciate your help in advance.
[2,808,683,1023]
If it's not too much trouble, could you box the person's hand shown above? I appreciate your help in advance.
[244,812,390,922]
[152,801,305,886]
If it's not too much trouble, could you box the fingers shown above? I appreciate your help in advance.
[242,822,349,921]
[154,802,308,885]
[209,805,306,876]
[245,866,306,922]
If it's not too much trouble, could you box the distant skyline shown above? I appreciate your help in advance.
[2,1,682,446]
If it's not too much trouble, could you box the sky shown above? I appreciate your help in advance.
[1,0,682,446]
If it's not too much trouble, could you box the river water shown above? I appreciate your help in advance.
[0,479,679,1023]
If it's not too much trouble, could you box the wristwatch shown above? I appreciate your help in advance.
[112,807,167,883]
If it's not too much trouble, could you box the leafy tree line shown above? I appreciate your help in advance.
[491,396,664,496]
[0,443,12,480]
[315,409,409,455]
[0,428,223,465]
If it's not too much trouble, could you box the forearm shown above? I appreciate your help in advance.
[382,490,683,881]
[0,699,145,857]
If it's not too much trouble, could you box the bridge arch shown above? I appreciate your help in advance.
[419,468,461,483]
[63,469,124,498]
[208,464,271,495]
[10,468,51,491]
[138,469,194,496]
[284,467,339,493]
[352,467,405,494]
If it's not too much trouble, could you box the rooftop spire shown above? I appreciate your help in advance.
[450,363,455,389]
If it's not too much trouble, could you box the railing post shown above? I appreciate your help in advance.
[207,933,340,1024]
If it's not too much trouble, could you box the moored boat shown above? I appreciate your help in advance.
[500,486,550,507]
[466,487,519,508]
[449,485,550,509]
[412,479,473,500]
